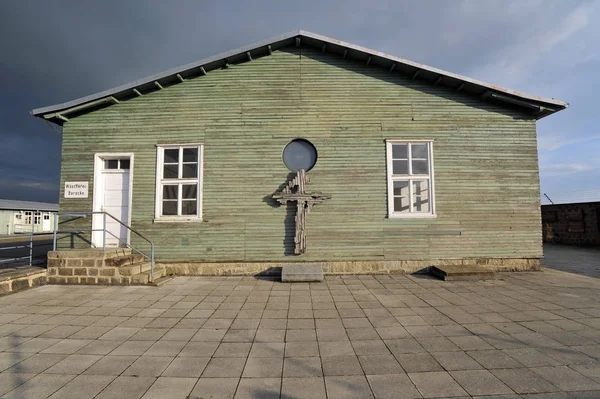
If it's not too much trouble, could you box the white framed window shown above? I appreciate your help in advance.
[23,211,32,225]
[155,144,203,221]
[386,140,435,218]
[33,211,41,225]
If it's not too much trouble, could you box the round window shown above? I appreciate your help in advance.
[282,139,318,172]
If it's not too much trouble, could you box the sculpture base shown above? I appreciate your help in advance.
[281,263,324,282]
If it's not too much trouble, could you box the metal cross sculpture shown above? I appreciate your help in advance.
[272,169,330,255]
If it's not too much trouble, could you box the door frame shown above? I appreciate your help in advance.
[92,152,135,247]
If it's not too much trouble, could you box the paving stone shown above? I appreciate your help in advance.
[416,336,460,352]
[84,355,138,376]
[352,339,390,355]
[3,373,75,399]
[283,357,323,377]
[162,356,210,377]
[214,343,252,358]
[321,355,363,376]
[242,356,283,378]
[255,329,286,343]
[179,341,219,357]
[318,340,354,357]
[285,329,317,342]
[358,354,403,375]
[281,377,327,399]
[531,366,600,391]
[7,353,66,374]
[367,374,421,399]
[95,376,156,399]
[249,342,285,357]
[385,338,426,354]
[44,354,101,374]
[190,377,239,399]
[191,328,227,342]
[123,356,174,377]
[449,335,494,351]
[143,340,186,357]
[235,377,281,399]
[285,341,319,357]
[450,369,514,396]
[491,367,560,394]
[324,375,374,399]
[47,374,115,399]
[408,371,468,398]
[346,328,380,341]
[467,349,524,369]
[502,348,561,367]
[202,357,246,378]
[316,328,348,342]
[141,377,196,399]
[0,372,36,396]
[395,353,443,373]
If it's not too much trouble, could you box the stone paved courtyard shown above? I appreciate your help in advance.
[0,270,599,398]
[542,244,600,278]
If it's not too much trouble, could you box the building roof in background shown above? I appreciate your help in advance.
[0,199,59,212]
[32,30,568,125]
[542,189,600,205]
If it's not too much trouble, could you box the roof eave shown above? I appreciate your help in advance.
[32,29,568,124]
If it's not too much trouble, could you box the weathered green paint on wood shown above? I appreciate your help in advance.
[58,46,542,261]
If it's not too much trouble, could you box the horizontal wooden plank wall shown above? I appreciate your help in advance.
[59,46,542,262]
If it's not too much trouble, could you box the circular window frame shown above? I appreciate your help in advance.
[281,138,318,172]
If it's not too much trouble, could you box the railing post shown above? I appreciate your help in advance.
[150,243,155,281]
[53,214,58,251]
[102,212,107,251]
[29,216,34,266]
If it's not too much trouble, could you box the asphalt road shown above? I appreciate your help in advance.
[0,238,53,269]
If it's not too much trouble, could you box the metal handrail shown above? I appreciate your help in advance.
[52,211,155,281]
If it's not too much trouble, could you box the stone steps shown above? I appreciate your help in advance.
[131,267,167,284]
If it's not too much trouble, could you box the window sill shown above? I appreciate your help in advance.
[153,217,203,223]
[387,213,437,219]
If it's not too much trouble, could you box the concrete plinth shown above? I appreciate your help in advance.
[282,263,324,282]
[430,265,497,281]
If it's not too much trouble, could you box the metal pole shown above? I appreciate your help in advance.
[29,211,35,266]
[150,243,155,281]
[102,212,107,250]
[53,213,58,251]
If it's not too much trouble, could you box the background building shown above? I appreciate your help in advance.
[0,199,58,235]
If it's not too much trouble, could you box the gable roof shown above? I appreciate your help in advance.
[0,199,58,212]
[32,30,568,124]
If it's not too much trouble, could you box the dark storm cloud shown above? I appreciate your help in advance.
[0,0,597,202]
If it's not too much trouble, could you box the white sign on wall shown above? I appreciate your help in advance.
[64,181,89,198]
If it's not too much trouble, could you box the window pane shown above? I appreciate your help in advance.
[412,160,428,175]
[182,163,198,178]
[392,144,408,159]
[413,197,430,212]
[393,160,408,175]
[412,180,430,213]
[120,159,130,170]
[393,181,409,196]
[393,197,410,213]
[164,149,179,163]
[162,201,177,215]
[412,180,429,196]
[183,148,198,162]
[163,164,178,178]
[163,185,178,200]
[182,200,197,215]
[182,184,197,199]
[105,159,118,169]
[411,143,428,159]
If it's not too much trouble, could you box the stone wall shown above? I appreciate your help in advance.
[0,267,47,295]
[542,202,600,246]
[47,249,152,285]
[163,257,540,276]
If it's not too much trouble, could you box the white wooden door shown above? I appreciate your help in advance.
[99,159,130,247]
[42,213,51,231]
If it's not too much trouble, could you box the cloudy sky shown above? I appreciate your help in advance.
[1,0,598,204]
